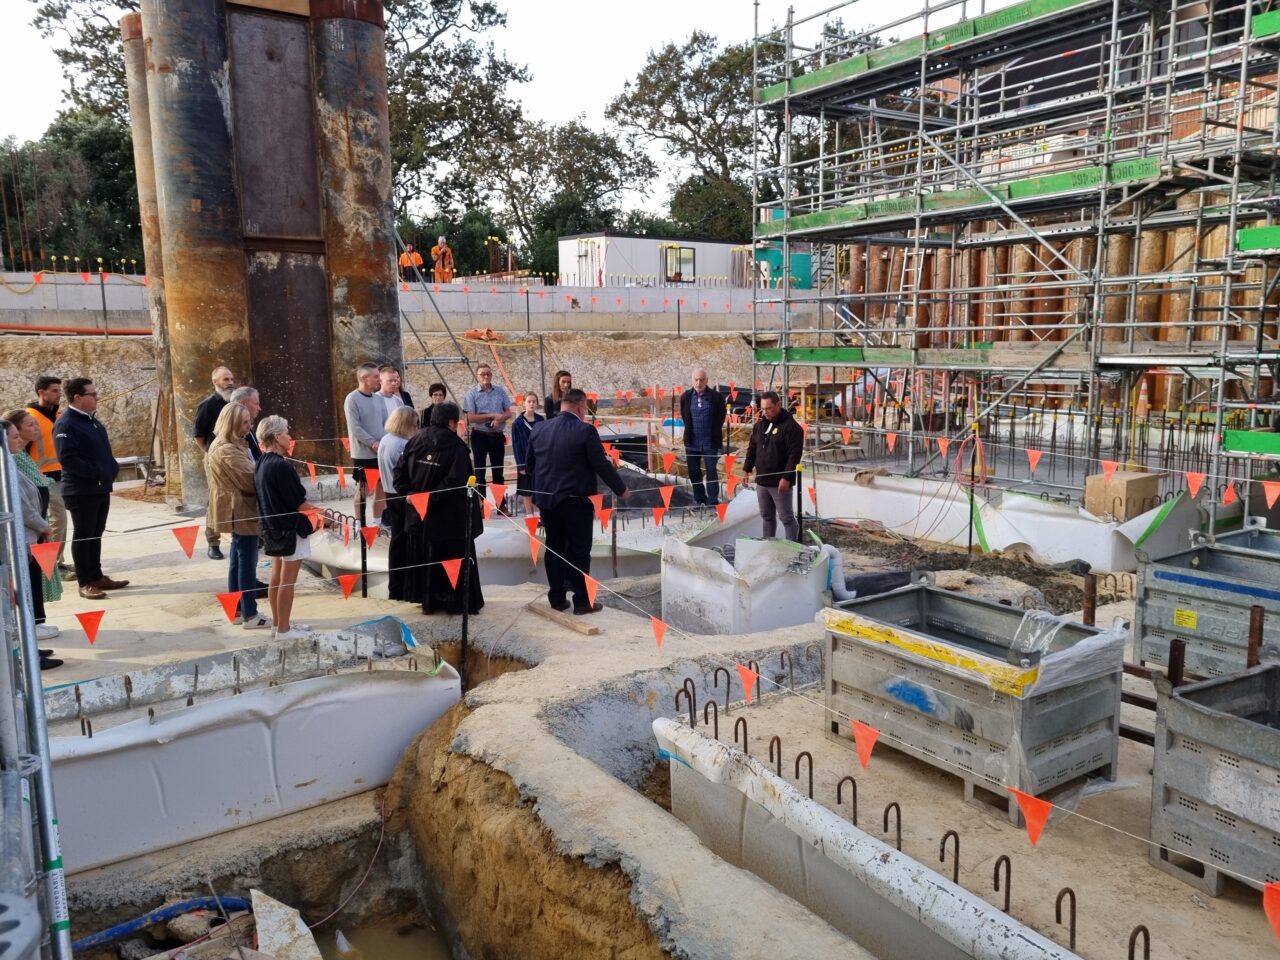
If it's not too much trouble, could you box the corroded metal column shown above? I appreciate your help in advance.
[311,0,402,422]
[120,13,182,504]
[140,0,251,507]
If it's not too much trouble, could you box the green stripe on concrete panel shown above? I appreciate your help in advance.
[1252,9,1280,38]
[1134,493,1182,551]
[1222,429,1280,456]
[928,20,976,49]
[1237,226,1280,252]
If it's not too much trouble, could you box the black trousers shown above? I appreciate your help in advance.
[27,556,45,625]
[63,492,110,586]
[470,431,506,502]
[541,498,594,609]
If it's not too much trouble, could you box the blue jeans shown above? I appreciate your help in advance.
[686,451,720,504]
[229,533,259,619]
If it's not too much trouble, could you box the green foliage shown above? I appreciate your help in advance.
[30,0,136,124]
[523,192,620,278]
[399,206,510,276]
[670,173,751,242]
[1,109,141,271]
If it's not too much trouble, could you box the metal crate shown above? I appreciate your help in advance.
[1134,528,1280,678]
[1149,664,1280,895]
[822,585,1124,824]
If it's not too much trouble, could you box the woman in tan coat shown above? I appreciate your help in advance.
[206,402,269,629]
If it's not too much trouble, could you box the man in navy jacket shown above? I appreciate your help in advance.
[525,388,628,614]
[53,378,128,600]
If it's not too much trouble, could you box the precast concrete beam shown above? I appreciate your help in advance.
[311,0,402,424]
[140,0,252,508]
[120,13,181,503]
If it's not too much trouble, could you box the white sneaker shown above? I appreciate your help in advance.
[36,624,60,641]
[242,614,272,630]
[232,614,245,625]
[274,627,311,641]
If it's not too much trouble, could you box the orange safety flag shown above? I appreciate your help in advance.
[364,468,381,491]
[337,466,348,491]
[599,506,613,532]
[341,438,351,452]
[1026,449,1043,474]
[442,557,463,589]
[841,428,852,445]
[307,462,317,483]
[408,492,430,520]
[172,524,200,559]
[725,454,737,472]
[287,439,296,457]
[1223,482,1238,506]
[662,452,676,472]
[1008,788,1053,847]
[1185,471,1206,499]
[651,616,666,650]
[736,663,759,704]
[76,610,105,645]
[1264,480,1280,509]
[30,542,60,581]
[482,499,493,520]
[850,720,880,769]
[653,506,667,525]
[715,502,728,524]
[217,591,243,623]
[659,485,674,508]
[303,508,322,532]
[338,573,359,599]
[584,574,599,607]
[524,516,541,564]
[886,432,897,453]
[360,525,379,548]
[937,437,950,457]
[589,493,604,518]
[609,449,621,467]
[343,519,351,547]
[489,482,507,507]
[1263,882,1280,941]
[807,487,817,505]
[626,390,634,401]
[726,474,739,498]
[1100,459,1118,481]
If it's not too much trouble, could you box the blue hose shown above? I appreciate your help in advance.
[71,896,253,953]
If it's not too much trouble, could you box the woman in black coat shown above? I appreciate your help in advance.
[394,402,484,615]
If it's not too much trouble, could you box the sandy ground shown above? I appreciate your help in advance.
[715,691,1275,960]
[37,483,418,687]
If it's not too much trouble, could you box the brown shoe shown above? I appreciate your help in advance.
[78,584,107,600]
[93,577,130,590]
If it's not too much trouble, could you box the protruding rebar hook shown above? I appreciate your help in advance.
[794,750,813,798]
[993,855,1011,912]
[1055,887,1076,951]
[703,700,719,740]
[939,829,960,884]
[734,716,749,755]
[883,802,902,851]
[837,776,857,826]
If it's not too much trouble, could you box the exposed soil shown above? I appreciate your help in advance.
[637,758,672,813]
[431,644,528,692]
[387,703,670,960]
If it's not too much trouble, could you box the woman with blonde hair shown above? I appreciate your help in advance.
[377,404,420,601]
[206,402,270,629]
[253,415,318,640]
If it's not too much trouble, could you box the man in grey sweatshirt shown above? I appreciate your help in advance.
[343,362,385,520]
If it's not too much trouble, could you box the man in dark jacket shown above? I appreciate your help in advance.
[53,378,128,599]
[743,391,804,541]
[679,368,727,505]
[525,388,628,614]
[193,365,234,559]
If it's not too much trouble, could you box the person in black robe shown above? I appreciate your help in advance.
[394,402,484,615]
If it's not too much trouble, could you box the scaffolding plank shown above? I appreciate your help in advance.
[1237,225,1280,253]
[1222,430,1280,456]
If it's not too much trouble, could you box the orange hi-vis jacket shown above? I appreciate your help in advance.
[27,404,61,474]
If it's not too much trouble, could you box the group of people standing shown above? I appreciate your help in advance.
[398,237,454,284]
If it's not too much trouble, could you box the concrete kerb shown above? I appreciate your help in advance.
[419,582,860,958]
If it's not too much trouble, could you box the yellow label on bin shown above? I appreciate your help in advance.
[1172,608,1198,630]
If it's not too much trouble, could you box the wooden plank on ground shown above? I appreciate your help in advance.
[524,601,601,635]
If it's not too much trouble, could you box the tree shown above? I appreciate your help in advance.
[523,191,620,279]
[670,173,751,242]
[401,205,510,277]
[30,0,135,123]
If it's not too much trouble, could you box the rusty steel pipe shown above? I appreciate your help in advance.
[1082,573,1097,626]
[1167,637,1187,687]
[1248,604,1264,668]
[140,0,252,508]
[311,1,402,441]
[120,13,179,501]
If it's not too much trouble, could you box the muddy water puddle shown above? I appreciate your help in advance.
[316,919,449,959]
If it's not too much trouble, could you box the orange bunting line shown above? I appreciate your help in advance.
[303,508,322,532]
[724,454,737,473]
[936,437,950,457]
[1185,471,1206,499]
[1008,788,1053,847]
[886,431,897,453]
[30,541,61,581]
[307,461,317,483]
[651,616,666,650]
[850,720,879,769]
[338,573,359,599]
[609,449,621,467]
[1264,480,1280,509]
[76,610,105,645]
[841,427,852,445]
[524,516,541,564]
[1100,459,1119,481]
[364,468,381,491]
[726,474,739,498]
[1223,482,1238,505]
[653,506,667,525]
[807,487,817,505]
[489,482,507,507]
[337,466,348,491]
[408,491,429,520]
[341,438,351,452]
[588,493,604,518]
[482,499,493,520]
[626,390,634,401]
[662,452,676,472]
[360,525,379,549]
[287,439,296,456]
[342,519,351,547]
[1264,882,1280,941]
[599,507,613,532]
[736,664,759,704]
[659,485,674,508]
[442,557,463,589]
[1026,448,1043,473]
[217,591,243,623]
[584,574,599,607]
[171,524,199,559]
[715,502,728,524]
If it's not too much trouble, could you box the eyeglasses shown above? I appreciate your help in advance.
[82,391,98,397]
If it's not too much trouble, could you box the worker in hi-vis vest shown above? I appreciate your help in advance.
[27,375,69,573]
[431,235,455,283]
[399,244,424,281]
